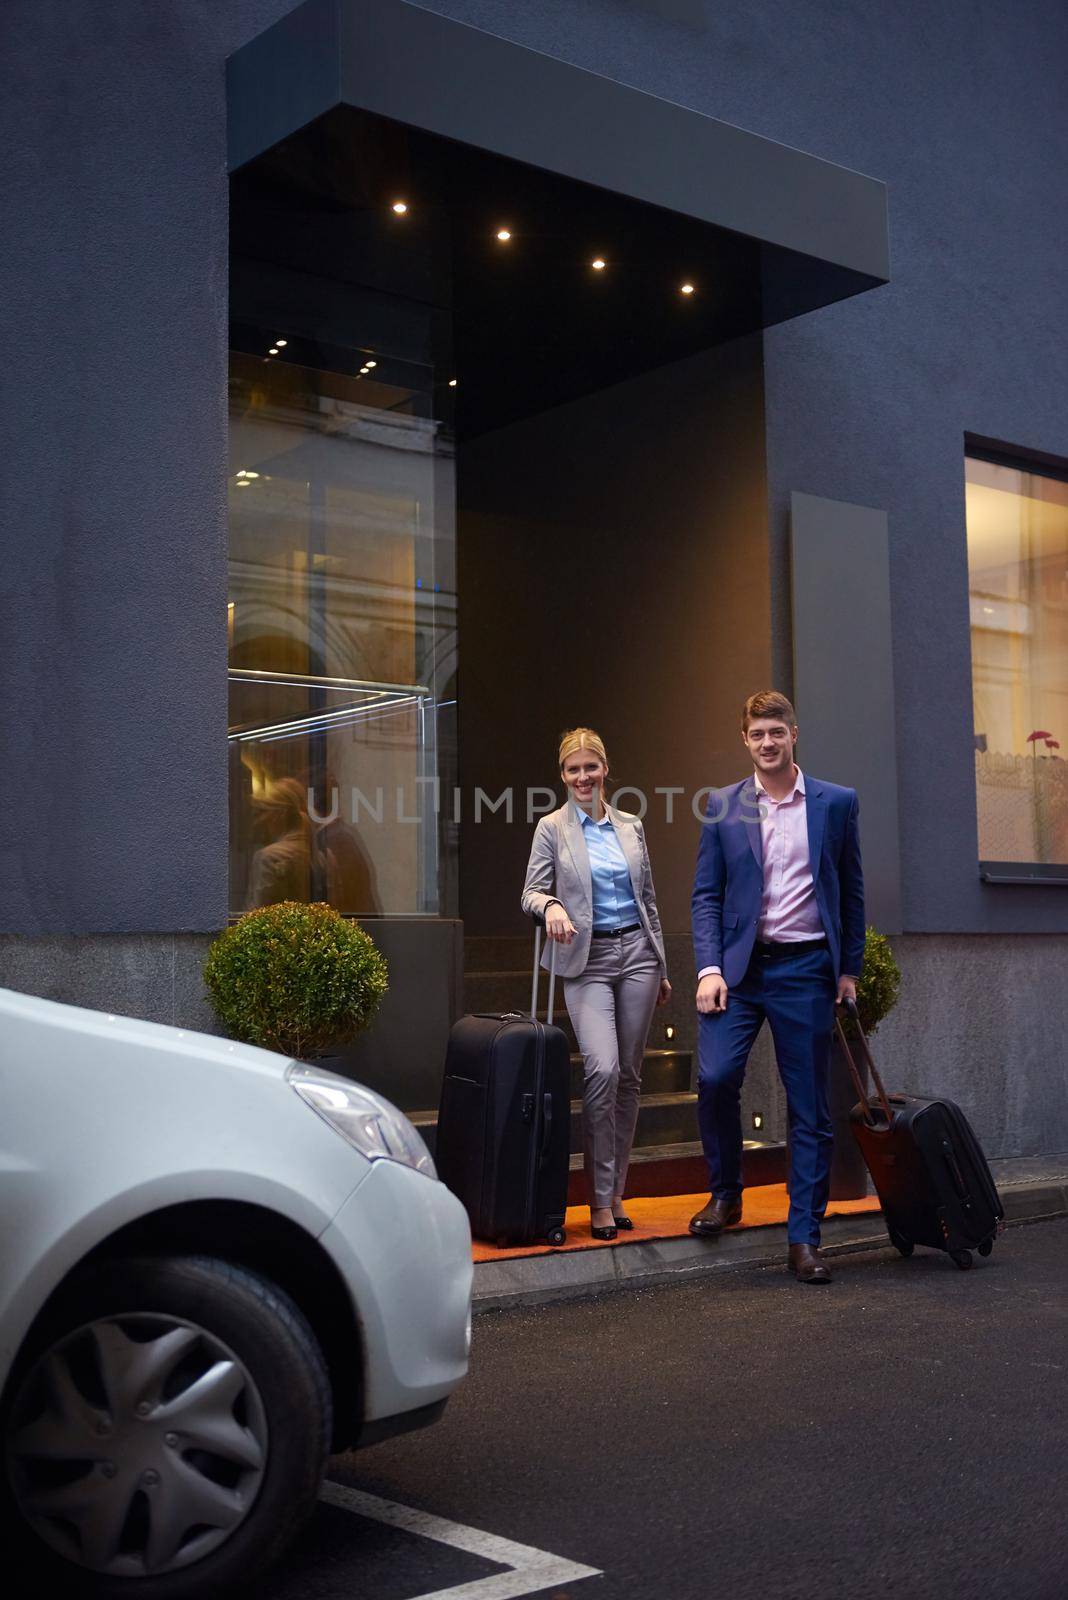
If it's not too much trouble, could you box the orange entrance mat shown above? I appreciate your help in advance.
[470,1184,882,1262]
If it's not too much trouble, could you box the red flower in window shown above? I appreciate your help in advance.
[1026,730,1053,742]
[1045,739,1061,750]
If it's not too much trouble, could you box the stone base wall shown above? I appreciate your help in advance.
[647,933,1068,1159]
[869,934,1068,1158]
[2,930,1065,1155]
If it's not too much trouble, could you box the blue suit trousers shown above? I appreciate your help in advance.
[697,943,836,1246]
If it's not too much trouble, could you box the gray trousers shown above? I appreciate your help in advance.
[564,927,662,1208]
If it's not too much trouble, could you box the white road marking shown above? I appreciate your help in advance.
[321,1481,602,1599]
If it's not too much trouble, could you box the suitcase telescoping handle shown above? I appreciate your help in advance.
[531,915,557,1024]
[834,998,894,1129]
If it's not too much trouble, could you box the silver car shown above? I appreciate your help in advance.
[0,987,472,1596]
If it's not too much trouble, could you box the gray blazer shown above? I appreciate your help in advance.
[521,801,668,979]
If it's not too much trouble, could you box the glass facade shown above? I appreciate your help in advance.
[967,454,1068,866]
[227,167,458,918]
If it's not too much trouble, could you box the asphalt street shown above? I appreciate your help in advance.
[266,1218,1068,1600]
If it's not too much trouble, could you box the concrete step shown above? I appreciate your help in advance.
[464,977,685,1062]
[465,935,533,972]
[565,1090,699,1155]
[567,1139,788,1204]
[568,1049,693,1098]
[414,1085,700,1156]
[464,969,563,1017]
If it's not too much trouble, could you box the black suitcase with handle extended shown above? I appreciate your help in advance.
[837,999,1003,1269]
[436,923,571,1249]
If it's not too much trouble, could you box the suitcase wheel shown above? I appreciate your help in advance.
[890,1232,914,1257]
[950,1248,973,1270]
[977,1237,993,1258]
[546,1227,566,1248]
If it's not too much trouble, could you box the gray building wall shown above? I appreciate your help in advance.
[6,0,1066,938]
[416,0,1068,939]
[3,2,1066,1150]
[1,0,298,936]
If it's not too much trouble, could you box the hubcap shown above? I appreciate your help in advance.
[6,1313,269,1577]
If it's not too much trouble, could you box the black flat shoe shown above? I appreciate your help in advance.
[591,1224,618,1241]
[612,1214,634,1230]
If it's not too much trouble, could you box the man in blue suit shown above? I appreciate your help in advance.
[690,691,865,1283]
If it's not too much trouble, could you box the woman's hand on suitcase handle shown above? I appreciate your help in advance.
[836,975,858,1008]
[545,902,576,943]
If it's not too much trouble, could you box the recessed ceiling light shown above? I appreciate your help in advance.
[448,378,458,388]
[236,480,250,488]
[591,257,607,271]
[680,282,696,295]
[235,470,248,478]
[392,200,409,215]
[496,228,512,242]
[365,359,377,368]
[275,338,287,347]
[268,347,279,355]
[360,366,370,374]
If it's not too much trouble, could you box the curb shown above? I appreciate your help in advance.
[471,1178,1068,1314]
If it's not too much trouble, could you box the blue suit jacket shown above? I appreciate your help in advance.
[691,775,865,988]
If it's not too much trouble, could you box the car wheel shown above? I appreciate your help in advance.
[2,1255,331,1598]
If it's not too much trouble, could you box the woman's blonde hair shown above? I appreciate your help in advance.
[558,727,609,773]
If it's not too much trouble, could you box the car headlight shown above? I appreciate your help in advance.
[287,1064,436,1180]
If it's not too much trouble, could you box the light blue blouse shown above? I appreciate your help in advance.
[579,811,641,930]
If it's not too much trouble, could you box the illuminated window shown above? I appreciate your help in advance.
[967,451,1068,867]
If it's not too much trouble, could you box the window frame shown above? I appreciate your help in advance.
[966,435,1068,886]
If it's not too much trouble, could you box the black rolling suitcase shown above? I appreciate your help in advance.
[436,922,571,1249]
[836,1000,1003,1269]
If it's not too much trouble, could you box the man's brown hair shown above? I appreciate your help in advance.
[742,690,797,733]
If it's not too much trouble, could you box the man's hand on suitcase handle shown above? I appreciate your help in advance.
[836,975,858,1008]
[545,902,576,944]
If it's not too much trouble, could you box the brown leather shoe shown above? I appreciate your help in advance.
[688,1196,743,1237]
[788,1243,832,1283]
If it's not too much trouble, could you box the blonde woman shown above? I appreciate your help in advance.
[522,729,671,1239]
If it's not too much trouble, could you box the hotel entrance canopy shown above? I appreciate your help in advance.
[227,0,889,336]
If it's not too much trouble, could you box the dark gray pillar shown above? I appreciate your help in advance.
[791,491,902,1198]
[790,490,902,934]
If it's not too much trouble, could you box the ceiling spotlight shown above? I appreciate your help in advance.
[235,470,248,478]
[275,339,287,347]
[496,228,512,242]
[236,480,250,488]
[360,365,370,374]
[268,347,279,355]
[680,282,696,295]
[365,359,377,368]
[243,471,259,479]
[392,200,409,215]
[591,257,607,271]
[448,378,458,388]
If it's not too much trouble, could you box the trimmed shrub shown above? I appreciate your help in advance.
[853,925,901,1037]
[204,901,388,1059]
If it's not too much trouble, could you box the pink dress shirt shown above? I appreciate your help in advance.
[698,767,846,981]
[753,768,824,944]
